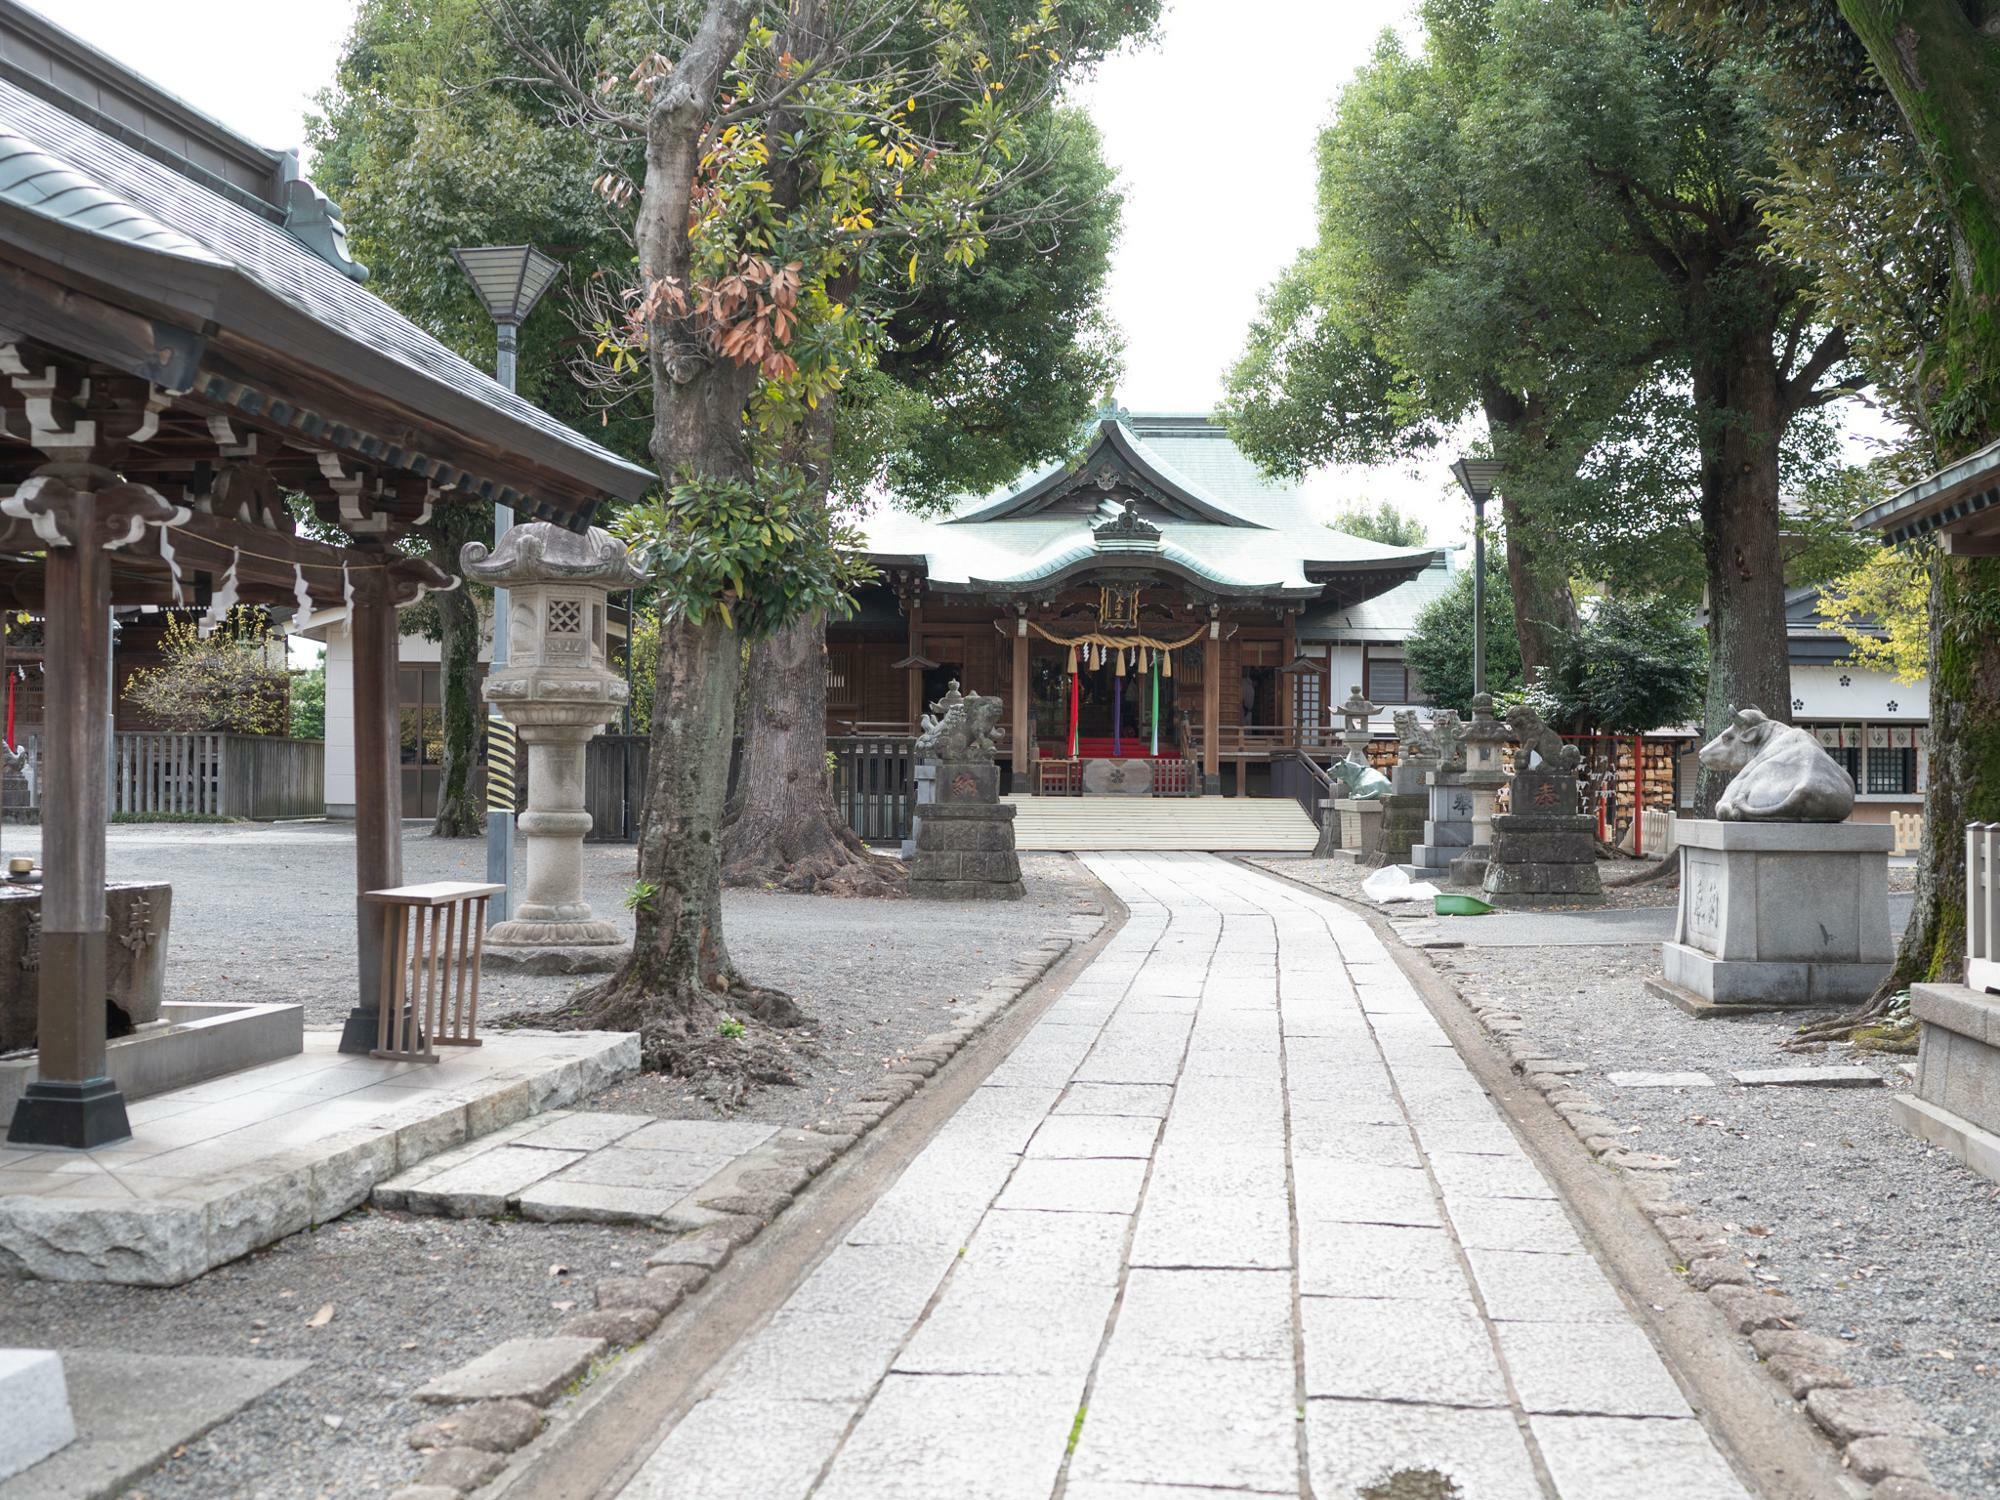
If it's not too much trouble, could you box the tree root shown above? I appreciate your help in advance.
[1603,855,1679,889]
[511,967,815,1105]
[1782,984,1912,1051]
[721,811,908,897]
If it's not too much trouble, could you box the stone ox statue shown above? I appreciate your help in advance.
[1331,755,1392,800]
[1700,707,1855,822]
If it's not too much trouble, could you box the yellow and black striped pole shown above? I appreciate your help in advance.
[485,710,517,923]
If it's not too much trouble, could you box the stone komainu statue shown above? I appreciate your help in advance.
[1392,709,1438,761]
[1430,710,1467,772]
[1503,705,1580,771]
[1700,707,1856,822]
[916,680,1002,762]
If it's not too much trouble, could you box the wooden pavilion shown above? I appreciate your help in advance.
[0,1,651,1147]
[832,414,1439,794]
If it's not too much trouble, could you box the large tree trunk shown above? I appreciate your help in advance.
[1830,2,2000,1001]
[1480,387,1580,677]
[548,0,806,1060]
[723,607,907,894]
[1691,327,1793,815]
[428,547,484,838]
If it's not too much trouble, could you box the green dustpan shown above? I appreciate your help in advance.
[1434,892,1494,917]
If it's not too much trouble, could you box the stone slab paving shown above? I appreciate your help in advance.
[615,852,1756,1500]
[0,1030,636,1285]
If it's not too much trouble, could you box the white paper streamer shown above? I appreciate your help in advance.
[158,528,185,605]
[199,547,240,638]
[291,563,314,635]
[342,561,355,618]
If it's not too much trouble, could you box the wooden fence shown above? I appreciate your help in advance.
[11,731,323,819]
[831,735,915,844]
[583,735,651,843]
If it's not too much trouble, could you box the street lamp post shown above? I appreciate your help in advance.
[451,245,563,925]
[1451,458,1502,698]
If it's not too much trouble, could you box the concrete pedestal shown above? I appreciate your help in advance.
[1898,983,2000,1184]
[1482,767,1603,910]
[1331,799,1384,866]
[1653,818,1892,1014]
[0,1349,74,1481]
[1406,772,1476,880]
[1376,790,1428,872]
[485,720,624,961]
[1313,798,1339,859]
[909,760,1022,900]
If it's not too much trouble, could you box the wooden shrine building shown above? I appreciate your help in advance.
[833,414,1439,793]
[0,1,650,1146]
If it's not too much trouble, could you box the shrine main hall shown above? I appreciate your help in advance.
[829,412,1440,794]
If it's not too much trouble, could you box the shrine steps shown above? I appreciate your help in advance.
[1003,794,1318,852]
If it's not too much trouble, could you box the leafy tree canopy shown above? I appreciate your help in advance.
[1543,596,1706,734]
[1405,564,1521,714]
[1330,501,1429,547]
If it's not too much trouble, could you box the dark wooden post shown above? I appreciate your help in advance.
[339,572,406,1053]
[1202,620,1221,792]
[904,596,925,732]
[8,508,127,1147]
[1010,617,1029,788]
[1280,610,1297,735]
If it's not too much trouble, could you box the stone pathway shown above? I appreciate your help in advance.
[618,852,1755,1500]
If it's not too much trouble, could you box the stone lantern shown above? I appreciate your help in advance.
[1449,692,1508,888]
[462,523,643,959]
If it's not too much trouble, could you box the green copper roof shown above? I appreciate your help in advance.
[867,415,1437,603]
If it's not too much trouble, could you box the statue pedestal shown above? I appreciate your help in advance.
[1652,818,1892,1015]
[1481,767,1604,910]
[1405,771,1475,880]
[908,760,1022,900]
[0,881,170,1048]
[1330,799,1384,866]
[1897,983,2000,1185]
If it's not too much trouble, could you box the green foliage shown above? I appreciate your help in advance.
[1329,501,1430,548]
[1818,547,1932,685]
[717,1015,747,1040]
[289,661,327,741]
[624,609,659,730]
[123,612,291,736]
[624,880,659,912]
[1544,597,1707,734]
[615,471,873,636]
[1405,565,1521,714]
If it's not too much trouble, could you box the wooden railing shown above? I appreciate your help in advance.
[1270,748,1333,822]
[1183,722,1346,759]
[1970,823,1998,995]
[14,732,323,819]
[831,735,916,844]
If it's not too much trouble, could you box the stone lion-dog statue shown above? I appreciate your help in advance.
[1700,707,1855,822]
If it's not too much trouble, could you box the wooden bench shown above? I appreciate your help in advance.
[363,881,504,1062]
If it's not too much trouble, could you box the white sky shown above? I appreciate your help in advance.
[31,0,1478,542]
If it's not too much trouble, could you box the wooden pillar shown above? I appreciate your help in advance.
[7,518,127,1147]
[339,576,406,1053]
[1202,619,1221,790]
[1010,619,1030,784]
[905,596,924,731]
[1280,611,1297,735]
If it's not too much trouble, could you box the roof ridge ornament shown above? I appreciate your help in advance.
[1092,498,1161,551]
[461,519,644,589]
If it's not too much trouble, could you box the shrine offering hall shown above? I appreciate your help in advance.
[830,414,1439,794]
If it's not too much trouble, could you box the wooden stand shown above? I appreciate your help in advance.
[365,881,503,1062]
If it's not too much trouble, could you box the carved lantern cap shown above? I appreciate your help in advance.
[461,520,644,590]
[1463,692,1508,744]
[1337,685,1377,723]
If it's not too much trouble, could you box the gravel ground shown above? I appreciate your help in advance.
[1251,854,2000,1499]
[0,821,1108,1499]
[2,1211,665,1499]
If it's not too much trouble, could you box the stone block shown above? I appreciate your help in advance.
[560,1307,663,1347]
[1766,1351,1853,1399]
[1608,1071,1715,1088]
[407,1399,544,1453]
[412,1337,605,1406]
[1731,1066,1883,1087]
[1686,1257,1750,1289]
[1708,1284,1798,1332]
[1805,1386,1947,1444]
[0,882,171,1051]
[404,1145,583,1218]
[1870,1480,1956,1500]
[595,1275,689,1315]
[415,1445,508,1490]
[648,1234,735,1270]
[1663,941,1889,1009]
[1752,1328,1852,1362]
[0,1349,74,1481]
[0,1194,208,1286]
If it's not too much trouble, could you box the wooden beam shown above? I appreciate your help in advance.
[1011,620,1030,775]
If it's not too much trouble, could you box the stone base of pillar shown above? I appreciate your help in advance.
[482,943,632,976]
[489,918,623,948]
[5,1076,129,1149]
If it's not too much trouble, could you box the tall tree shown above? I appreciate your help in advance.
[1821,1,2000,998]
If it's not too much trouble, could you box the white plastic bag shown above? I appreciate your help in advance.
[1361,865,1441,904]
